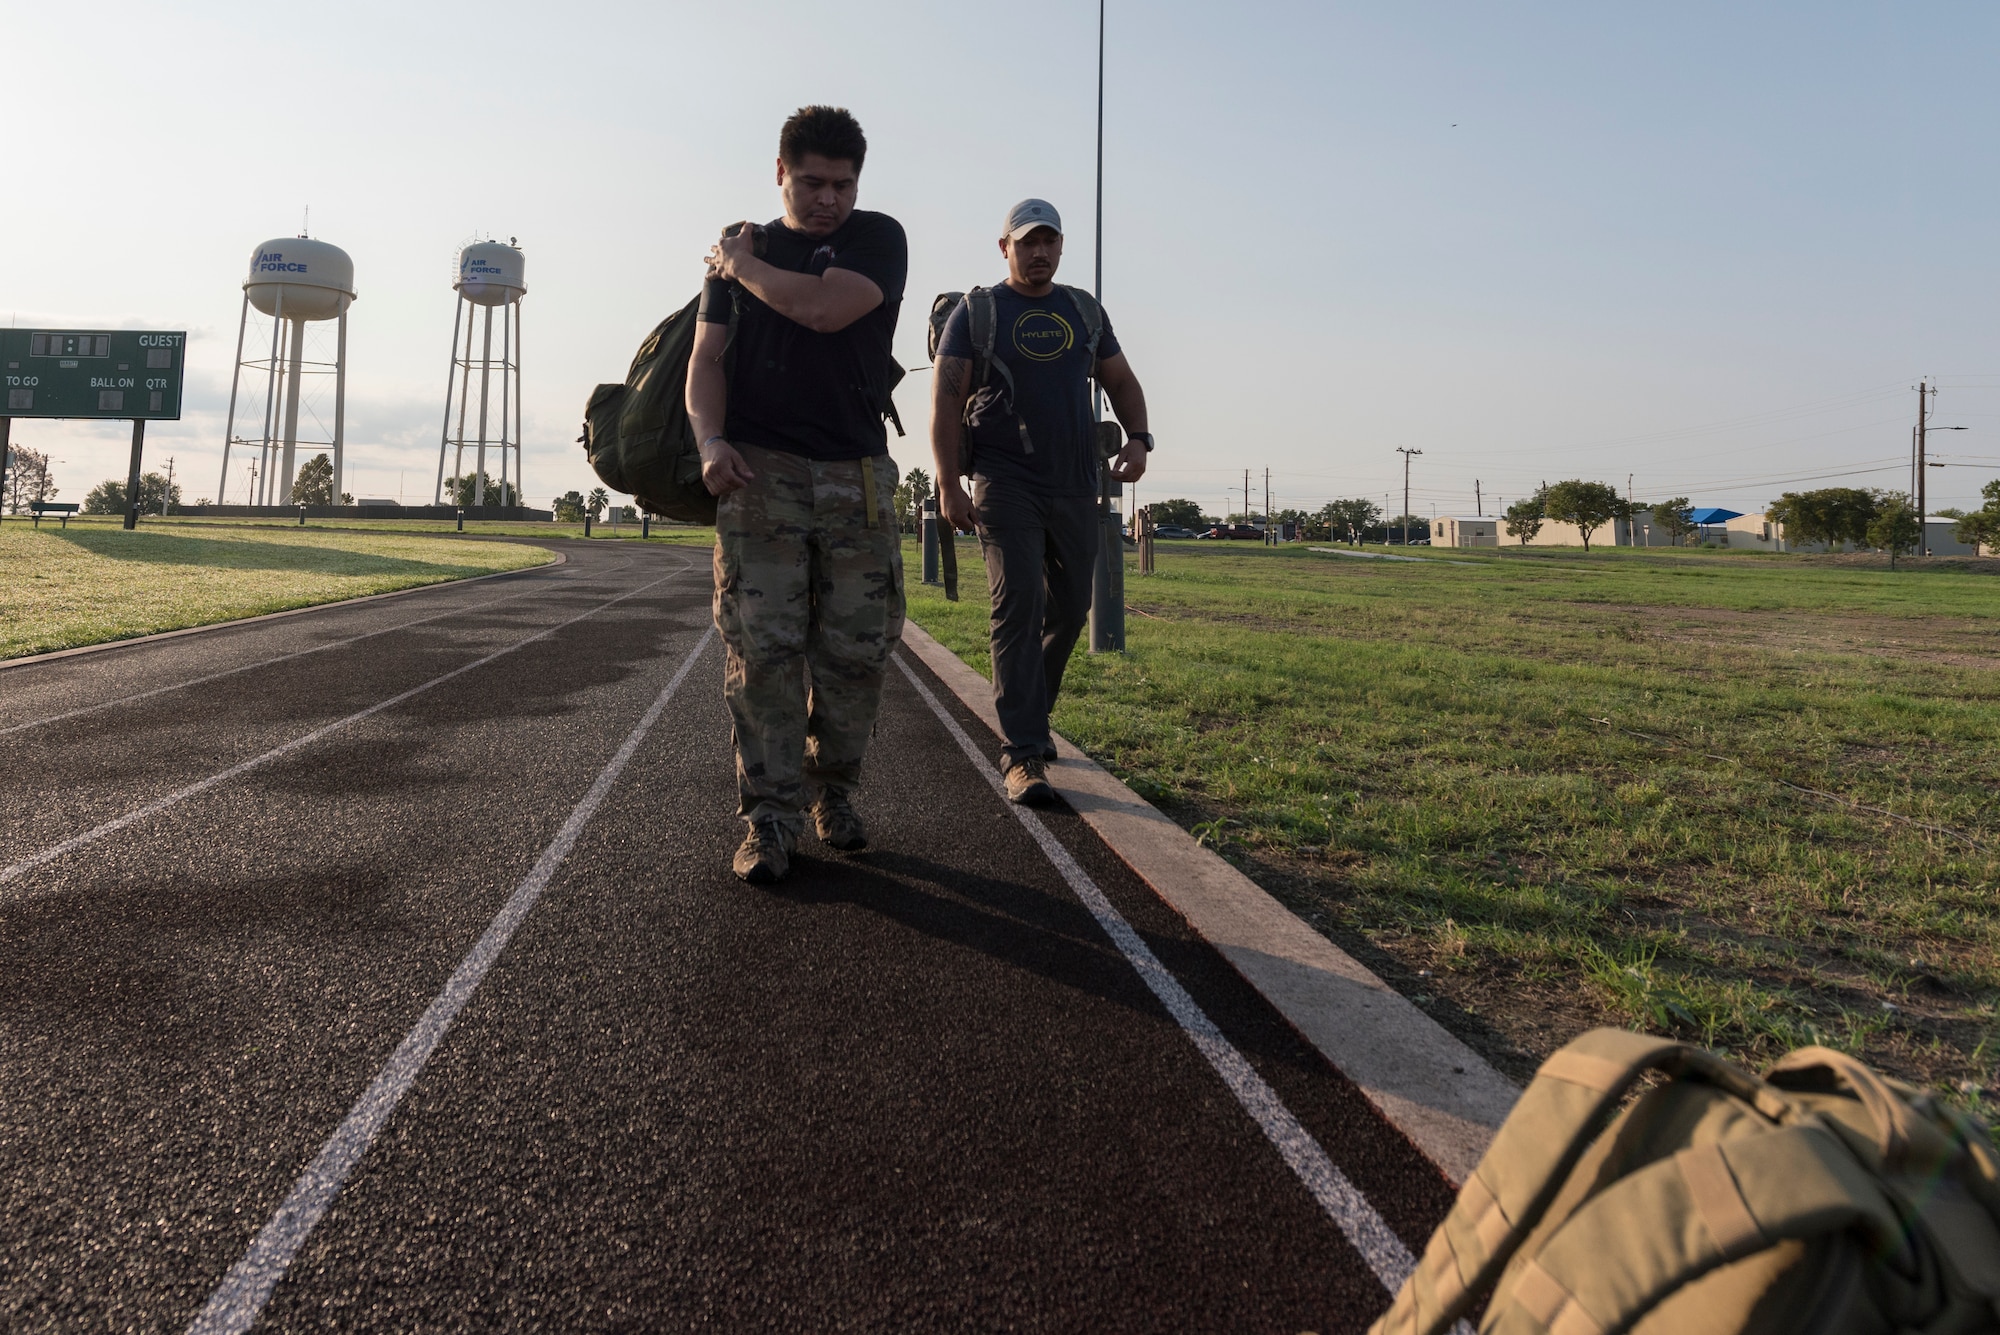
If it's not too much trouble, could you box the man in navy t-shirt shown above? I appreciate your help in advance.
[930,199,1153,805]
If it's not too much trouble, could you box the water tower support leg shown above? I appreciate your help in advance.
[451,306,475,502]
[430,297,460,505]
[474,305,493,508]
[332,310,348,505]
[258,292,285,506]
[498,301,512,505]
[278,318,307,503]
[219,294,249,503]
[513,300,525,507]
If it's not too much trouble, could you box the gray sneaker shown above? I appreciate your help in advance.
[809,788,868,853]
[1004,757,1057,807]
[732,820,795,884]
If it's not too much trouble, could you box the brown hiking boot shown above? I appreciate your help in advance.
[732,820,795,884]
[1004,757,1057,807]
[809,788,868,853]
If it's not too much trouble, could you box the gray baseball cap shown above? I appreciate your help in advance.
[1003,198,1063,240]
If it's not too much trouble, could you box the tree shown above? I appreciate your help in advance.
[81,472,181,516]
[1541,480,1629,551]
[1504,494,1545,545]
[893,466,934,533]
[290,453,352,506]
[1766,488,1878,550]
[1147,497,1207,530]
[1865,493,1922,569]
[4,445,56,514]
[1650,496,1695,546]
[1952,479,2000,553]
[1388,514,1429,544]
[1318,498,1381,545]
[553,490,586,523]
[587,487,609,521]
[446,472,515,507]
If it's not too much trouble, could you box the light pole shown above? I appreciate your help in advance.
[1088,0,1124,652]
[1396,447,1423,545]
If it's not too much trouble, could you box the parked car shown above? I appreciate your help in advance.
[1195,524,1265,540]
[1151,524,1197,539]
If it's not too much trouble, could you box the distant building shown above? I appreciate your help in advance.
[1520,512,1648,548]
[1433,515,1498,548]
[1923,517,1981,557]
[1720,513,1785,551]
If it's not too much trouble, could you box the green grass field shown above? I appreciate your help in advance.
[0,516,556,659]
[906,538,2000,1105]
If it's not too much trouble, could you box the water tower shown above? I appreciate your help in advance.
[432,240,526,507]
[219,237,356,506]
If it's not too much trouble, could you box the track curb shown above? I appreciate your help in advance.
[0,546,567,673]
[899,618,1520,1185]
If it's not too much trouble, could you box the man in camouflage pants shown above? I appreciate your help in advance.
[687,105,909,883]
[709,448,902,873]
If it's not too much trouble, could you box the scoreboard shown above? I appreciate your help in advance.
[1,329,187,420]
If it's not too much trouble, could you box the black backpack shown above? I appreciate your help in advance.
[926,285,1112,465]
[926,284,1107,408]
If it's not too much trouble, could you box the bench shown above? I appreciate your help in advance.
[30,501,79,529]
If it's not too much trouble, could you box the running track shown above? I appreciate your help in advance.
[0,539,1454,1332]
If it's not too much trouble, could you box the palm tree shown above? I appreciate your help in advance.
[587,487,609,522]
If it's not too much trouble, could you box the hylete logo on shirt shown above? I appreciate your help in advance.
[1011,309,1075,362]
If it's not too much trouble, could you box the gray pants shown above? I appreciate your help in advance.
[972,480,1100,768]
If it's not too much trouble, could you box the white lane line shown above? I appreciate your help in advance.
[185,626,715,1335]
[0,568,572,741]
[0,561,694,896]
[893,652,1420,1296]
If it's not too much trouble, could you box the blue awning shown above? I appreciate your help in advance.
[1687,507,1741,524]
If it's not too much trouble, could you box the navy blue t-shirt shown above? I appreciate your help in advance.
[936,283,1121,497]
[698,209,907,461]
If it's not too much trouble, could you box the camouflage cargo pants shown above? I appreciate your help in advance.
[713,443,905,833]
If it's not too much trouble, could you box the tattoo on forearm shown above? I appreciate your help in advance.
[939,360,966,399]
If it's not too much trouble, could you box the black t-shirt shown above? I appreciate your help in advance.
[936,282,1121,497]
[698,210,907,462]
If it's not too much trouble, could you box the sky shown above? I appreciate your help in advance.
[6,1,2000,522]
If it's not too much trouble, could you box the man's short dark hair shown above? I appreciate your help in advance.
[779,105,867,173]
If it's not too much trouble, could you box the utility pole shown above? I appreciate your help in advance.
[1263,467,1271,541]
[1243,468,1250,522]
[1475,479,1482,517]
[1917,380,1929,555]
[1396,447,1422,545]
[163,456,176,516]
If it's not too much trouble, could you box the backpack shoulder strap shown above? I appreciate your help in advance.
[1374,1028,1785,1335]
[1061,284,1106,363]
[966,286,1012,398]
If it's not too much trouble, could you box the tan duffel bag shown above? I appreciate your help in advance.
[1373,1028,2000,1335]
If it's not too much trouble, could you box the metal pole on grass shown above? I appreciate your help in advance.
[1088,0,1125,653]
[123,420,146,530]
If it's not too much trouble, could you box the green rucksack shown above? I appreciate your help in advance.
[579,293,722,526]
[1374,1028,2000,1335]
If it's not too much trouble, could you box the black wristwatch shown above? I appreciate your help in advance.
[1129,432,1155,452]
